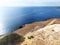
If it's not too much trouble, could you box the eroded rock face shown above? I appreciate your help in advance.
[21,24,60,45]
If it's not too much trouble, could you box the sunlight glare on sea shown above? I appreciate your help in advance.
[0,22,6,35]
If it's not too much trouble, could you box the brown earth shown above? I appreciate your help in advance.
[14,18,60,36]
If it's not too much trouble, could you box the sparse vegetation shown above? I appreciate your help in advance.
[0,33,25,45]
[28,36,34,39]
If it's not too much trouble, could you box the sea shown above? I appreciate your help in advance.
[0,6,60,35]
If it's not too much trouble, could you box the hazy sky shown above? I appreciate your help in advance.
[0,0,60,6]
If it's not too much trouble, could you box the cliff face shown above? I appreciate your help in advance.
[0,18,60,45]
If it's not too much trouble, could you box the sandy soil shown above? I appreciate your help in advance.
[14,18,60,36]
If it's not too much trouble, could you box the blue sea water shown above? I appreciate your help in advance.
[0,6,60,35]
